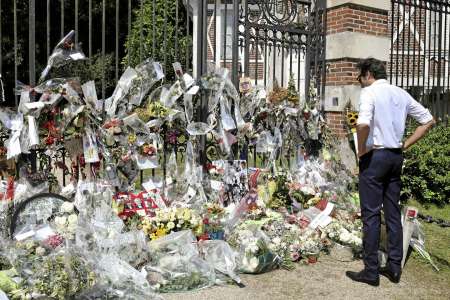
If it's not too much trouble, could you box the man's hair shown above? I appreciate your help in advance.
[357,58,387,80]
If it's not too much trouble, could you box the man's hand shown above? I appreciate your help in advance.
[357,124,370,158]
[403,119,435,150]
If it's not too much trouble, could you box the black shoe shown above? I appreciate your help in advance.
[345,270,380,287]
[379,266,401,283]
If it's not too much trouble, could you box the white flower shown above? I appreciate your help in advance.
[246,243,259,254]
[167,222,175,230]
[242,256,259,272]
[67,214,78,225]
[249,257,259,270]
[273,237,281,245]
[60,202,75,213]
[36,246,46,256]
[54,216,67,227]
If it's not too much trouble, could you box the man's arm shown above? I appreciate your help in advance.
[403,119,435,150]
[356,89,374,158]
[356,124,370,157]
[405,96,435,150]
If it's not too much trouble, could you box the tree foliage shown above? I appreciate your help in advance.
[123,0,191,80]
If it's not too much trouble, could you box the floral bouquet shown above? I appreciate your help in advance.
[324,220,362,250]
[52,201,78,241]
[145,231,215,293]
[141,207,203,241]
[3,240,95,300]
[232,228,281,274]
[202,202,226,240]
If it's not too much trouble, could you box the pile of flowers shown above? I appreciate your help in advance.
[141,207,203,240]
[53,201,78,240]
[323,220,363,250]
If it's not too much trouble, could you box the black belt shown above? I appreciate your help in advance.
[373,148,402,154]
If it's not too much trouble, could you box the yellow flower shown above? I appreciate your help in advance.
[346,111,359,127]
[183,209,192,221]
[128,134,137,144]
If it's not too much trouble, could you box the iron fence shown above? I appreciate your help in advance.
[389,0,450,123]
[0,0,327,185]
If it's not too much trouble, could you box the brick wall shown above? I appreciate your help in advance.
[325,3,390,138]
[327,3,389,37]
[325,111,348,137]
[325,58,360,86]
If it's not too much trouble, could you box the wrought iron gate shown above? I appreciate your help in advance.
[195,0,327,103]
[389,0,450,123]
[0,0,327,183]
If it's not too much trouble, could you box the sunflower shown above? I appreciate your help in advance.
[346,111,358,127]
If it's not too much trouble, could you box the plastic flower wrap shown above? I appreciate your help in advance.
[40,30,86,82]
[198,239,242,286]
[229,227,281,274]
[3,240,96,300]
[145,230,215,293]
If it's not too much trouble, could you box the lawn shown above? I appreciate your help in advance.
[404,199,450,289]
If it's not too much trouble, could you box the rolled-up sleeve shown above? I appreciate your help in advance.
[407,97,433,124]
[357,88,374,125]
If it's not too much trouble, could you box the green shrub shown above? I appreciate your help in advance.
[123,0,190,80]
[401,125,450,205]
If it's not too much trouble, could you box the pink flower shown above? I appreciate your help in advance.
[291,252,301,262]
[43,234,64,249]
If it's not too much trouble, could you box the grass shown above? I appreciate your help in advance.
[403,199,450,288]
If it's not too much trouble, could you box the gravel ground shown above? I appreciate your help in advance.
[164,256,450,300]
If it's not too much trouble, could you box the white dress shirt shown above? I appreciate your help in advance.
[357,79,433,149]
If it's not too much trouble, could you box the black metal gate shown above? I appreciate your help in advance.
[195,0,327,103]
[0,0,326,107]
[389,0,450,123]
[0,0,327,183]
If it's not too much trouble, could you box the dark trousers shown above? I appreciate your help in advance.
[359,149,403,279]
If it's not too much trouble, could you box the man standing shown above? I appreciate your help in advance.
[346,58,435,286]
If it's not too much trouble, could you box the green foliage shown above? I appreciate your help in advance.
[402,125,450,205]
[124,0,191,80]
[49,53,116,95]
[268,174,292,209]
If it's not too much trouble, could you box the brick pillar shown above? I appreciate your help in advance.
[324,0,391,137]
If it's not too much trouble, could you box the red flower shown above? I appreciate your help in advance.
[142,144,156,156]
[44,136,55,145]
[203,218,210,225]
[315,199,328,211]
[198,233,209,241]
[79,155,86,167]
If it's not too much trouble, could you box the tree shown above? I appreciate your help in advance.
[124,0,191,81]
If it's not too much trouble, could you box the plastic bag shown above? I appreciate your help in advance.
[93,255,161,300]
[233,227,281,274]
[198,240,242,285]
[145,230,216,293]
[40,30,86,82]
